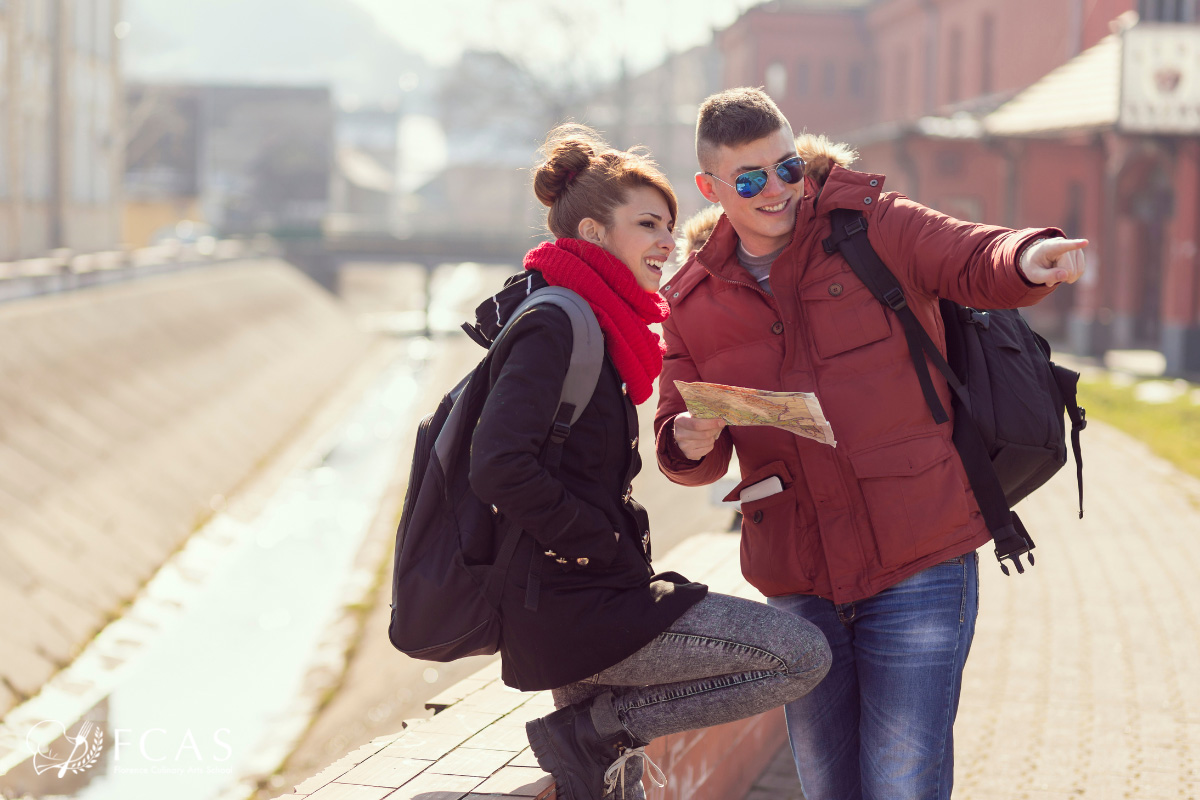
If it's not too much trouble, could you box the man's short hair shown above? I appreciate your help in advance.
[696,87,790,171]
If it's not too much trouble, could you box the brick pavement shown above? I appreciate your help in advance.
[743,418,1200,799]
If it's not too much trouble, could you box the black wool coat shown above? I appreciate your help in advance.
[467,271,706,692]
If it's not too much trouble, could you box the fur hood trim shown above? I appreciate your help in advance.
[796,132,858,187]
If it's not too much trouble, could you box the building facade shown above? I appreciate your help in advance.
[0,0,123,260]
[124,83,333,245]
[715,0,1200,373]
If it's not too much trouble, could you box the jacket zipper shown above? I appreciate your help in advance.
[698,262,781,310]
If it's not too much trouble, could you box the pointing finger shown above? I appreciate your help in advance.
[1040,238,1089,258]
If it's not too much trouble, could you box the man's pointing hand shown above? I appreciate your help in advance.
[1019,237,1089,287]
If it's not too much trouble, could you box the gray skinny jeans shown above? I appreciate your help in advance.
[552,591,832,743]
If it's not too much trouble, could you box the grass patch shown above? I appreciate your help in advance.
[1076,377,1200,480]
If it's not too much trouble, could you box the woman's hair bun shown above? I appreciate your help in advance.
[533,124,609,207]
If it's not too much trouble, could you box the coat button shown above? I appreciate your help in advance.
[576,557,589,567]
[555,557,569,564]
[623,485,633,502]
[620,382,628,396]
[829,283,844,296]
[544,549,557,557]
[752,510,764,523]
[631,436,639,449]
[662,284,671,292]
[869,179,879,187]
[863,197,873,205]
[771,321,784,334]
[672,292,679,299]
[642,531,650,546]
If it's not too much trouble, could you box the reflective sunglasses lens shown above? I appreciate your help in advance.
[776,157,804,184]
[735,170,768,198]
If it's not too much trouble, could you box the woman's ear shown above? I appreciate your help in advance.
[577,217,605,245]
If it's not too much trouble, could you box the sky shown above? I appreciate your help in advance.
[123,0,763,98]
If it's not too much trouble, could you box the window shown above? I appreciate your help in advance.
[1139,0,1199,21]
[981,14,995,95]
[947,28,962,104]
[848,63,864,97]
[796,61,810,97]
[765,61,787,98]
[822,61,837,98]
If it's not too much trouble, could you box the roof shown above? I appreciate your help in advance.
[984,33,1121,137]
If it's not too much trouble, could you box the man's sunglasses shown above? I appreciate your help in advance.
[704,156,805,199]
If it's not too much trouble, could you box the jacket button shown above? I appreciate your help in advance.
[642,531,650,546]
[620,382,628,396]
[623,485,633,502]
[771,321,784,334]
[662,284,671,292]
[631,436,639,449]
[829,283,843,296]
[576,557,589,567]
[544,549,557,557]
[863,197,873,205]
[870,179,879,187]
[555,557,568,564]
[752,510,764,523]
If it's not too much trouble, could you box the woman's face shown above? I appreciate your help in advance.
[584,185,675,292]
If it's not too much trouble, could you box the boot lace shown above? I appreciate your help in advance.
[603,746,666,799]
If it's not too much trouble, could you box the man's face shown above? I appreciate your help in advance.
[695,125,801,255]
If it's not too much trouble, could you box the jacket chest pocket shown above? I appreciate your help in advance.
[800,278,890,361]
[849,432,971,568]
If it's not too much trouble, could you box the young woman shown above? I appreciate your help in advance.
[466,125,831,800]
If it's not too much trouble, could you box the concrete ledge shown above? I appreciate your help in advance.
[280,533,785,800]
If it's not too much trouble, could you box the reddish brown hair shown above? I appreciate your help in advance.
[533,124,678,240]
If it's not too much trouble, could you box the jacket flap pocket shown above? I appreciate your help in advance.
[849,433,952,479]
[722,460,794,503]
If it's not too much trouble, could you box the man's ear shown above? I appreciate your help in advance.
[577,217,605,245]
[695,172,720,204]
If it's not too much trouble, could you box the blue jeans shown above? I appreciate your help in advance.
[767,552,979,800]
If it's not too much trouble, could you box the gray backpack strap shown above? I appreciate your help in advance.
[497,286,604,435]
[490,286,604,613]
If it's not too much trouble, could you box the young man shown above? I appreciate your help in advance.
[653,88,1086,800]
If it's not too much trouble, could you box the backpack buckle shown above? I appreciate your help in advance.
[550,421,572,444]
[882,287,907,311]
[844,216,867,237]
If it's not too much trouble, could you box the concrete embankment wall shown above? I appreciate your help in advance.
[0,260,372,717]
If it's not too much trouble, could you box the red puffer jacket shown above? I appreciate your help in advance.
[654,148,1062,603]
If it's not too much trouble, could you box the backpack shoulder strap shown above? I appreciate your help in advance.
[484,286,604,612]
[824,209,1035,574]
[824,208,961,424]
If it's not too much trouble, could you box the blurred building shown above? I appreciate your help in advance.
[583,45,723,225]
[124,83,333,245]
[328,104,400,235]
[404,50,556,242]
[715,0,1200,374]
[0,0,123,260]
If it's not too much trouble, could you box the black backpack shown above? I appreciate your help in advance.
[388,287,603,661]
[824,208,1086,575]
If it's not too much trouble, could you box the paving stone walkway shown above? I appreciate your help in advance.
[743,418,1200,799]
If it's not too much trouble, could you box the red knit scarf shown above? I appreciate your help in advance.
[524,238,669,405]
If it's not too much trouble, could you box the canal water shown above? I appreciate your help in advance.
[0,263,489,800]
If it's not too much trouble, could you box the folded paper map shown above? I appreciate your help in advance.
[674,380,836,447]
